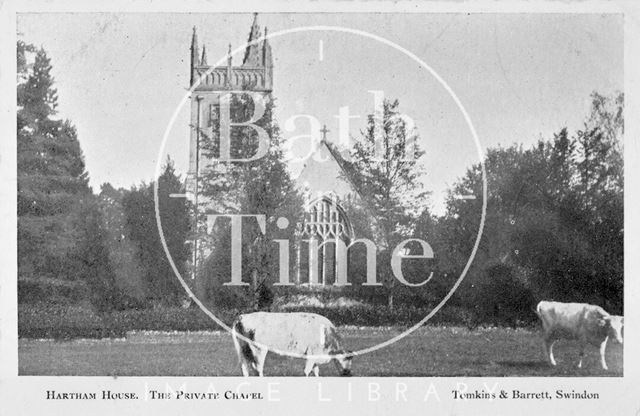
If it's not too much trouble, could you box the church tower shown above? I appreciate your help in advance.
[185,15,359,290]
[186,14,274,290]
[186,13,274,199]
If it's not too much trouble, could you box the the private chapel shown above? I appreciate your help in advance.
[185,14,362,291]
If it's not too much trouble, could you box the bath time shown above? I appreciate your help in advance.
[206,214,435,287]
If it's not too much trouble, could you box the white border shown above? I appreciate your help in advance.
[2,2,638,416]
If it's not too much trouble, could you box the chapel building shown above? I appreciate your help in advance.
[186,14,360,288]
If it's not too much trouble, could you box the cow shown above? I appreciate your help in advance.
[535,301,623,370]
[231,312,353,377]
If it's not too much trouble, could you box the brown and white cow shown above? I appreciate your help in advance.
[231,312,353,377]
[535,301,623,370]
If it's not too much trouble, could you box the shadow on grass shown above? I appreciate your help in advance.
[497,360,548,369]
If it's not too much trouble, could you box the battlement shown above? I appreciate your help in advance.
[190,13,273,93]
[193,65,272,92]
[186,14,274,203]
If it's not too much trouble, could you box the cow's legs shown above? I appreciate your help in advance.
[313,365,320,377]
[240,360,251,377]
[544,337,557,366]
[304,360,315,377]
[577,343,585,369]
[549,340,557,366]
[255,349,268,377]
[237,346,253,377]
[599,338,609,371]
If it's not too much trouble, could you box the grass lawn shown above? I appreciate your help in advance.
[18,326,622,377]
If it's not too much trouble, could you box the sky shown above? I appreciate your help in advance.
[17,13,623,214]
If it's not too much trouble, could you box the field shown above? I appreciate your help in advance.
[18,326,622,377]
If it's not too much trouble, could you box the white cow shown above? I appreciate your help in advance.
[231,312,353,377]
[535,301,623,370]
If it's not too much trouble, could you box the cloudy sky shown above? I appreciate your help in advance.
[17,13,623,214]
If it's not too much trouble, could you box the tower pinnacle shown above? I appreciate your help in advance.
[243,13,263,66]
[190,26,199,85]
[226,43,232,88]
[188,15,272,92]
[200,44,208,65]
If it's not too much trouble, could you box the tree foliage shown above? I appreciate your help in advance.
[17,41,91,281]
[71,199,121,311]
[343,99,430,307]
[438,91,624,320]
[199,92,303,309]
[97,183,147,302]
[121,158,191,305]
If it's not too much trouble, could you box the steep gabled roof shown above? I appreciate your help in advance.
[296,140,359,200]
[295,139,385,245]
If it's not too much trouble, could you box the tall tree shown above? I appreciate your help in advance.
[122,157,191,305]
[345,98,429,308]
[199,92,303,309]
[17,41,91,281]
[98,183,147,301]
[72,199,120,311]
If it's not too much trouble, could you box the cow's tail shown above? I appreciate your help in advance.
[534,301,550,333]
[231,317,257,369]
[534,301,543,319]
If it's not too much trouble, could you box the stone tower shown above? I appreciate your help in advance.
[185,15,359,290]
[186,13,273,198]
[186,14,273,291]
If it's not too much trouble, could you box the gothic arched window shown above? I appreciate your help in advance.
[296,195,354,286]
[302,196,354,242]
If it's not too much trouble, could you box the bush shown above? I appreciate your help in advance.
[16,297,515,340]
[18,303,118,339]
[18,303,244,339]
[472,263,537,327]
[277,303,474,328]
[18,278,88,305]
[106,306,238,332]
